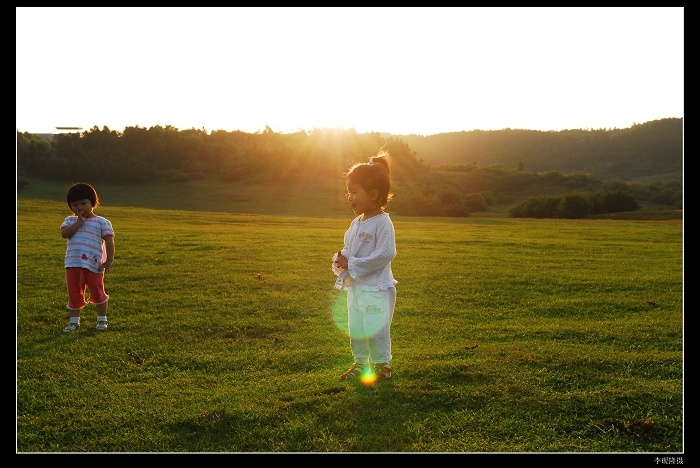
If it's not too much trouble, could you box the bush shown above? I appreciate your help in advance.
[591,190,639,214]
[509,190,638,219]
[554,193,593,218]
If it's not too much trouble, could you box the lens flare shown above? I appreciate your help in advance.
[359,366,377,386]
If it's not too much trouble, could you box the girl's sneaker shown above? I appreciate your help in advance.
[96,321,108,331]
[62,323,79,333]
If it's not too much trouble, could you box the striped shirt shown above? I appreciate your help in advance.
[61,215,114,274]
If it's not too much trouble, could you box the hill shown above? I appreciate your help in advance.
[390,118,683,183]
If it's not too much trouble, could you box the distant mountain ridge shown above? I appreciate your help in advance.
[389,118,683,182]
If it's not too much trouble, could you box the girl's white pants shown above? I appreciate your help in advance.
[346,287,396,364]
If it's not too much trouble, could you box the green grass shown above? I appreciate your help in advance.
[16,176,682,221]
[16,176,351,218]
[16,182,683,454]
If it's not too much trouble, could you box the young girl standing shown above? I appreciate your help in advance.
[60,182,115,333]
[332,151,397,381]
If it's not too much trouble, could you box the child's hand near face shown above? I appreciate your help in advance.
[73,209,87,223]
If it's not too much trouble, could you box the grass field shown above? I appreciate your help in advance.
[16,180,684,455]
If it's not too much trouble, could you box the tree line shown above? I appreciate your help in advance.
[16,123,682,218]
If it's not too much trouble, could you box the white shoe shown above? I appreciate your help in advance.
[62,323,79,333]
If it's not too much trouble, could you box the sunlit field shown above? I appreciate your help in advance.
[16,189,683,454]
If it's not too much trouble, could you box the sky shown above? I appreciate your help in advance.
[16,7,684,136]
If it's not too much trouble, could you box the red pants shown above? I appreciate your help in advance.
[65,267,109,310]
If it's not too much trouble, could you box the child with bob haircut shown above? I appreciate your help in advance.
[332,150,398,381]
[60,182,115,333]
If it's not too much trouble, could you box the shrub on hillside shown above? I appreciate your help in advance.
[554,193,593,219]
[508,190,639,219]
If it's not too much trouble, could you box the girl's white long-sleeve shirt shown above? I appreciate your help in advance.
[335,212,397,291]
